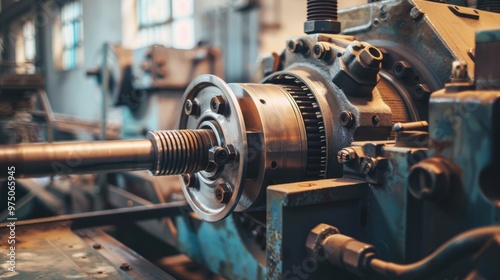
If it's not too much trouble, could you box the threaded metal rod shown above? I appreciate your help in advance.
[307,0,338,21]
[304,0,340,34]
[0,129,216,179]
[147,129,216,176]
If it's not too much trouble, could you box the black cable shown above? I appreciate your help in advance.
[368,226,500,279]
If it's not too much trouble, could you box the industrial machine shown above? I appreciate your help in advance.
[1,0,500,279]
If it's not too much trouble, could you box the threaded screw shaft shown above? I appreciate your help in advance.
[147,129,216,176]
[307,0,338,21]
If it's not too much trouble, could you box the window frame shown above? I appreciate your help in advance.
[136,0,195,49]
[22,19,36,62]
[60,0,83,71]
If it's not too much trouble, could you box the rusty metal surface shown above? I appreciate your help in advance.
[413,0,500,81]
[0,222,127,279]
[76,228,176,279]
[266,178,368,279]
[425,87,500,257]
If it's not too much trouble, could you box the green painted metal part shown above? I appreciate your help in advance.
[266,178,369,279]
[176,215,265,280]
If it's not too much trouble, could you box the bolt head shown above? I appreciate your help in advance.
[182,174,197,188]
[184,99,199,115]
[451,60,468,81]
[413,84,431,100]
[410,7,424,20]
[392,61,411,78]
[337,148,357,164]
[359,47,383,68]
[210,95,227,114]
[214,183,233,204]
[312,42,331,60]
[208,145,235,165]
[339,111,354,127]
[287,39,303,53]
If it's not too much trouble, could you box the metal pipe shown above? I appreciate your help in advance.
[368,226,500,279]
[0,129,216,179]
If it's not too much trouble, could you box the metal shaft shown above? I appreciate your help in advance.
[0,129,215,179]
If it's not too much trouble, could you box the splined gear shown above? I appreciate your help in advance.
[268,75,327,179]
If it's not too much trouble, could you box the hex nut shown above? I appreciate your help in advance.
[392,61,411,78]
[312,42,331,60]
[208,145,235,165]
[304,20,341,34]
[359,47,383,68]
[305,223,339,258]
[337,148,357,164]
[287,39,303,53]
[184,99,199,115]
[210,95,226,114]
[413,84,431,100]
[182,174,197,188]
[339,111,355,127]
[214,183,233,204]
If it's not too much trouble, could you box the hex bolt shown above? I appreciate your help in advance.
[392,61,411,78]
[287,39,303,53]
[359,47,383,68]
[413,84,431,100]
[337,148,357,164]
[208,145,236,165]
[451,60,468,82]
[312,42,331,60]
[214,183,233,204]
[182,174,197,188]
[184,99,199,116]
[339,111,355,127]
[410,7,424,20]
[210,95,226,114]
[120,263,131,271]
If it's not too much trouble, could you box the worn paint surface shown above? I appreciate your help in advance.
[266,178,368,279]
[0,222,126,279]
[176,216,265,280]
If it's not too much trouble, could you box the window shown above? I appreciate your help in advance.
[23,20,36,62]
[61,0,83,70]
[136,0,194,49]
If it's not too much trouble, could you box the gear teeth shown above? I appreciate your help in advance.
[268,76,327,180]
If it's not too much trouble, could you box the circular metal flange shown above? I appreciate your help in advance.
[178,75,248,222]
